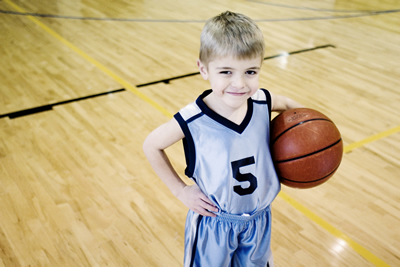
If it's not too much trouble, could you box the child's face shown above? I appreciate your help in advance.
[198,55,262,110]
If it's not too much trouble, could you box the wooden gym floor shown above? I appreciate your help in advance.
[1,0,399,266]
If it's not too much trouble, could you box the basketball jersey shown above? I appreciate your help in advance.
[174,89,280,215]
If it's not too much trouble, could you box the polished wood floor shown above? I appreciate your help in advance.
[1,0,400,266]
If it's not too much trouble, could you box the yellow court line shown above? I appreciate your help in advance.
[344,125,400,153]
[278,191,390,267]
[279,127,400,267]
[277,126,400,267]
[3,0,173,119]
[5,1,393,266]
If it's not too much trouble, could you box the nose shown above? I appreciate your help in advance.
[232,74,245,89]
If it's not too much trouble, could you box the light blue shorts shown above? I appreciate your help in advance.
[184,207,274,267]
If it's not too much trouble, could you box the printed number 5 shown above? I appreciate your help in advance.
[231,156,257,196]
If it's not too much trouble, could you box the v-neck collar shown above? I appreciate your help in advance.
[196,90,253,134]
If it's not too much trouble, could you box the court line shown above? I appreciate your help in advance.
[137,45,335,88]
[1,8,400,23]
[248,0,398,13]
[344,125,400,153]
[3,0,172,119]
[278,191,390,267]
[254,10,400,22]
[0,89,126,119]
[1,45,335,119]
[4,0,393,266]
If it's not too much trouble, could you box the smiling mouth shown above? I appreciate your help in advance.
[227,92,247,96]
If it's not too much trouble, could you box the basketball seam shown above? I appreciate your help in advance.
[271,118,333,144]
[274,138,342,163]
[279,165,340,184]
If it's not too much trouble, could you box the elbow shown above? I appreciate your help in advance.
[142,135,153,158]
[143,134,164,160]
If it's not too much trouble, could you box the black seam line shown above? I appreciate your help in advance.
[138,44,336,88]
[0,88,125,119]
[279,165,340,184]
[272,118,334,144]
[275,138,342,164]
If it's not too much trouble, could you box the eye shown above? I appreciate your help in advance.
[219,71,232,75]
[246,70,257,75]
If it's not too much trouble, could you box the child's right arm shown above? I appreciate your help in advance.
[143,118,218,217]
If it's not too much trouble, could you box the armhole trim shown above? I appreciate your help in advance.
[174,113,196,178]
[260,88,272,121]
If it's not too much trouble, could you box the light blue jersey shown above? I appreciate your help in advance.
[174,89,280,215]
[175,89,280,266]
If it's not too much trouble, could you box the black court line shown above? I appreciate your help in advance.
[0,89,125,119]
[1,9,399,22]
[137,44,336,88]
[136,72,200,87]
[0,44,334,120]
[247,0,393,13]
[0,9,206,23]
[254,9,400,22]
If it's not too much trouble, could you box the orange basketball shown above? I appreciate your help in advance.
[271,108,343,189]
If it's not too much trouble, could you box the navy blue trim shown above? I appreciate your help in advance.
[258,89,272,145]
[260,89,272,121]
[196,90,253,134]
[252,99,268,104]
[174,113,196,178]
[189,215,203,267]
[186,112,204,124]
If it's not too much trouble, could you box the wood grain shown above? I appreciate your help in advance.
[1,0,399,266]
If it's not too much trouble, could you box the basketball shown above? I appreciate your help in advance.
[270,108,343,189]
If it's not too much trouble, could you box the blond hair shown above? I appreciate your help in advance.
[199,11,265,66]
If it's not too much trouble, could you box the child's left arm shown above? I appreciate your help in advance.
[270,92,304,112]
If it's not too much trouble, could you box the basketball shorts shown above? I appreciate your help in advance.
[184,206,274,267]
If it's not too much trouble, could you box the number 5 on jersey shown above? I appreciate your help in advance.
[231,156,258,196]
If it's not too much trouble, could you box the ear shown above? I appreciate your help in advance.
[197,59,208,80]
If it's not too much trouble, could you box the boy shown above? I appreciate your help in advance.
[143,11,303,267]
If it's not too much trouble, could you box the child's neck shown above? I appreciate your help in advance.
[204,93,248,125]
[224,104,248,125]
